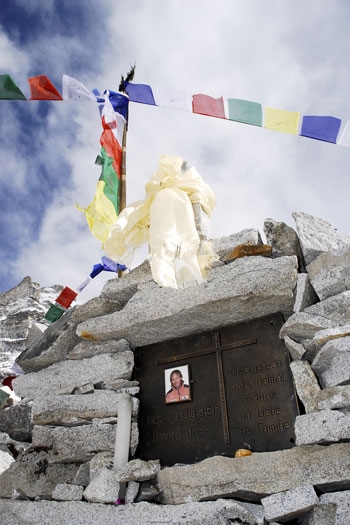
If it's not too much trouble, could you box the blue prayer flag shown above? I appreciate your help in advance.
[300,116,341,144]
[125,83,156,105]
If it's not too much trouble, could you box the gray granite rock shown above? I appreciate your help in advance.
[0,499,261,525]
[125,480,139,504]
[101,260,153,305]
[298,503,337,525]
[306,290,350,325]
[89,451,114,481]
[317,385,350,410]
[295,409,350,445]
[0,449,79,499]
[307,249,350,301]
[212,229,263,258]
[77,256,298,347]
[115,459,160,482]
[72,383,95,395]
[280,312,337,343]
[292,212,350,266]
[83,467,120,503]
[290,360,321,413]
[32,392,139,426]
[67,338,130,360]
[13,352,134,399]
[31,422,138,463]
[264,218,305,269]
[0,401,32,441]
[15,307,80,373]
[293,273,318,312]
[261,485,318,522]
[320,490,350,525]
[0,449,14,475]
[52,483,84,501]
[311,338,350,387]
[284,335,307,360]
[313,325,350,350]
[156,443,350,504]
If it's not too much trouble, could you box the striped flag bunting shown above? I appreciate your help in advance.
[44,258,127,323]
[1,73,350,147]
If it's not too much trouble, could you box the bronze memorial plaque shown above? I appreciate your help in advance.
[134,312,299,466]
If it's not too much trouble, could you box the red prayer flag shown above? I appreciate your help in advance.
[192,94,226,119]
[55,286,78,308]
[28,75,63,100]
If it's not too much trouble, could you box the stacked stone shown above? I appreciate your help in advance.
[0,212,350,524]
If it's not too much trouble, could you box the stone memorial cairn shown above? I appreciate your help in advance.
[0,211,349,524]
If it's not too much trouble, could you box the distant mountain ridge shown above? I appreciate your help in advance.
[0,277,63,378]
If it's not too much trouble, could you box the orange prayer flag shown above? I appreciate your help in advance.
[28,75,63,100]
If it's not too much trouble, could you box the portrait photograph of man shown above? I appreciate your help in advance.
[165,365,192,404]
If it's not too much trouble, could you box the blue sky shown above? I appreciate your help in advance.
[1,0,350,302]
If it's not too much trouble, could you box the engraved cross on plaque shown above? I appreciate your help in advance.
[157,335,257,444]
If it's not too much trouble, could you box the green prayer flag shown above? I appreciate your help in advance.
[0,74,26,100]
[45,303,66,323]
[227,98,262,127]
[95,146,120,214]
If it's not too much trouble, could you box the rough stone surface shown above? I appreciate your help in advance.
[317,385,350,410]
[0,401,32,441]
[290,360,321,413]
[307,249,350,301]
[67,339,130,360]
[89,451,114,482]
[212,229,263,258]
[280,312,337,343]
[125,481,140,504]
[77,256,298,347]
[0,499,260,525]
[83,467,120,503]
[293,273,318,313]
[0,449,79,499]
[32,392,139,425]
[261,485,318,522]
[313,324,350,350]
[306,290,350,325]
[156,443,350,504]
[311,338,350,387]
[32,423,138,463]
[52,483,84,501]
[13,351,134,399]
[295,409,350,445]
[284,335,307,360]
[116,459,161,482]
[73,383,95,395]
[320,490,350,525]
[101,260,154,305]
[292,212,350,266]
[15,307,80,373]
[299,503,337,525]
[264,218,305,269]
[0,449,14,475]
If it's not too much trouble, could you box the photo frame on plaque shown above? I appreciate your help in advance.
[165,364,191,404]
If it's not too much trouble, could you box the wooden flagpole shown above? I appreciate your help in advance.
[118,65,135,277]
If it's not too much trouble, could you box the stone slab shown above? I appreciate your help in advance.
[261,485,318,522]
[0,499,261,525]
[13,352,134,399]
[156,443,350,504]
[295,409,350,445]
[77,256,298,348]
[307,249,350,301]
[311,338,350,388]
[32,392,139,425]
[320,490,350,525]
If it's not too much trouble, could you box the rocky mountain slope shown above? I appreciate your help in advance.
[0,277,63,379]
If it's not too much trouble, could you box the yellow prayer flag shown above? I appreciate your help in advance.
[264,107,300,135]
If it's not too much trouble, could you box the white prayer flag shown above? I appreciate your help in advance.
[153,86,191,111]
[337,121,350,147]
[62,74,96,101]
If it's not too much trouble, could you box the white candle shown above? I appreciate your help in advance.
[113,393,132,502]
